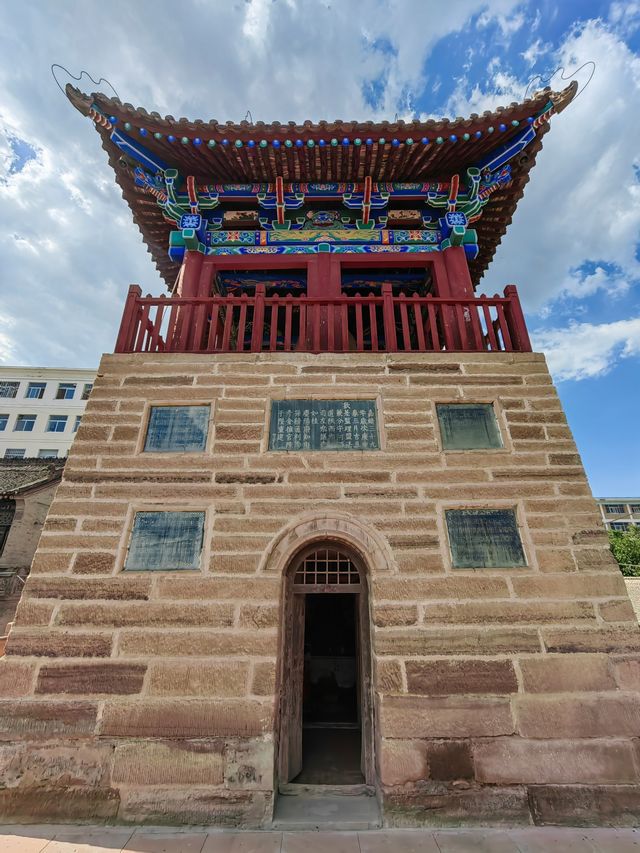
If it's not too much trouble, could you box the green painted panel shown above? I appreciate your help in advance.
[446,508,527,568]
[437,403,502,450]
[269,399,379,451]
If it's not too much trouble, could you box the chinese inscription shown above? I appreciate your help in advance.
[269,400,379,451]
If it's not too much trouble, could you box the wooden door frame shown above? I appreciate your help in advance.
[276,541,375,786]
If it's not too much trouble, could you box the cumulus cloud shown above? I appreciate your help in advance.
[533,317,640,381]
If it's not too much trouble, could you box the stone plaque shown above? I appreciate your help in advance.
[269,400,379,451]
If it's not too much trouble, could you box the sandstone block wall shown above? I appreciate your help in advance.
[1,351,639,827]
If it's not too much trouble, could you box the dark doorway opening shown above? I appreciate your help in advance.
[293,593,363,785]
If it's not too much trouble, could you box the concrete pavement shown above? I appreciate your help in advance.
[1,826,640,852]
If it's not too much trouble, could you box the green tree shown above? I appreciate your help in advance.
[609,526,640,577]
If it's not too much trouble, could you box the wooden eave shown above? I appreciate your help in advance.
[66,83,576,289]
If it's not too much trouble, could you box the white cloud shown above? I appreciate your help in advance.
[533,317,640,381]
[521,37,551,66]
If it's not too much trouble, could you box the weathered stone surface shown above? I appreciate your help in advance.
[0,660,36,697]
[36,663,146,695]
[117,786,271,827]
[5,631,112,658]
[422,600,596,625]
[0,742,111,788]
[599,599,638,623]
[72,552,116,574]
[405,659,517,696]
[374,606,418,627]
[380,695,514,738]
[118,630,276,657]
[519,654,617,693]
[512,574,627,598]
[376,659,404,693]
[0,700,98,739]
[224,738,274,789]
[379,738,427,786]
[373,577,510,601]
[12,600,54,627]
[0,786,120,822]
[156,577,280,600]
[516,695,640,738]
[56,602,234,628]
[100,699,272,738]
[148,661,249,697]
[24,576,151,600]
[250,661,276,696]
[613,658,640,691]
[474,738,639,784]
[112,740,225,785]
[239,604,280,629]
[375,628,541,656]
[426,741,474,781]
[383,783,531,827]
[543,626,640,653]
[529,784,640,827]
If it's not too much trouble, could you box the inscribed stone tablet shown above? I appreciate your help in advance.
[269,400,379,451]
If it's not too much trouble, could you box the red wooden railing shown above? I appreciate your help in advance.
[115,283,531,354]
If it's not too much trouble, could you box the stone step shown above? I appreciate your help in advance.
[272,790,382,831]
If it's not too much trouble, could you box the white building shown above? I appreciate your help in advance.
[596,498,640,531]
[0,367,97,459]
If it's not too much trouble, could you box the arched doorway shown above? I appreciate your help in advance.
[277,543,374,788]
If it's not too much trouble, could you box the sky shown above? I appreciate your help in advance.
[0,0,638,495]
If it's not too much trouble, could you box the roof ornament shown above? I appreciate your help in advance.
[524,61,595,106]
[51,64,120,102]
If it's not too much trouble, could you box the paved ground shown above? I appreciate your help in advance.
[1,826,639,852]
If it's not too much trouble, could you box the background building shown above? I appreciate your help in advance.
[596,498,640,531]
[0,367,97,459]
[0,458,65,650]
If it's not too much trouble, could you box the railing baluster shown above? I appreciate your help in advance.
[454,304,469,351]
[221,299,234,351]
[481,298,499,351]
[327,303,335,351]
[468,302,484,351]
[206,302,220,351]
[341,303,349,351]
[441,301,456,350]
[284,295,293,352]
[149,299,165,352]
[369,300,378,351]
[237,296,248,353]
[495,301,513,351]
[381,283,397,352]
[355,301,364,351]
[298,297,307,351]
[412,296,426,351]
[134,300,151,352]
[426,297,439,351]
[399,295,411,351]
[269,297,279,351]
[251,285,266,352]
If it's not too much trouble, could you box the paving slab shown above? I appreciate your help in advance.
[0,829,55,853]
[281,831,360,853]
[122,831,208,853]
[45,827,135,853]
[201,832,283,852]
[507,827,600,852]
[434,829,522,853]
[358,829,440,852]
[273,792,381,830]
[586,828,640,852]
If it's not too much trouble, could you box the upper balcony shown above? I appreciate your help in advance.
[115,251,531,356]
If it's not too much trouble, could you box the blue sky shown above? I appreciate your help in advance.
[0,0,638,495]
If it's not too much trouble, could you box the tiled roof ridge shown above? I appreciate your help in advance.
[66,83,576,134]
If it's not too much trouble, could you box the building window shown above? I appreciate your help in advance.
[37,449,58,458]
[25,382,46,399]
[630,505,640,514]
[0,415,8,431]
[437,403,503,450]
[144,405,210,453]
[56,383,76,400]
[0,382,19,398]
[81,383,93,400]
[73,415,81,432]
[124,511,205,572]
[446,508,527,569]
[4,449,25,459]
[47,415,68,433]
[610,522,631,531]
[14,414,36,432]
[269,399,379,451]
[604,504,626,515]
[0,500,16,556]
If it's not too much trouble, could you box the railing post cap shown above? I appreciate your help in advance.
[128,284,143,295]
[504,284,517,295]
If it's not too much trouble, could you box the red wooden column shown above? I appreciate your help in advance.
[178,250,205,297]
[115,285,142,353]
[306,254,341,350]
[443,247,475,349]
